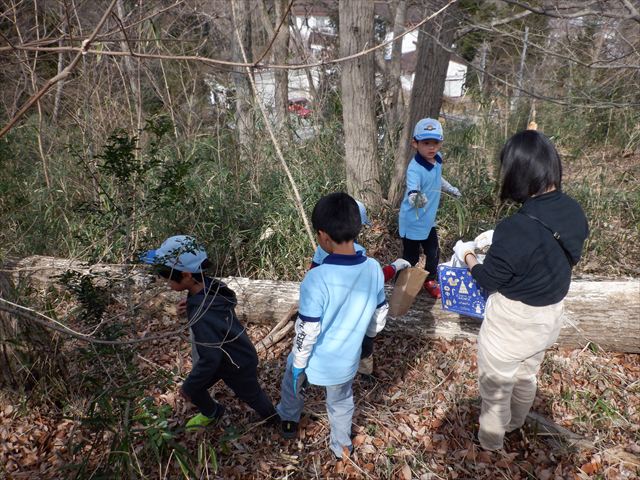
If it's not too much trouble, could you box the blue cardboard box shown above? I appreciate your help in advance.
[438,264,489,319]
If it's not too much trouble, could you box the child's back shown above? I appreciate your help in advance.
[277,192,388,459]
[300,252,385,385]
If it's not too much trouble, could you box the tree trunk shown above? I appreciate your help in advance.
[387,1,458,206]
[231,0,254,153]
[10,256,640,353]
[273,0,290,129]
[257,0,290,129]
[510,26,529,112]
[290,20,318,102]
[386,0,407,135]
[339,0,382,205]
[116,0,142,136]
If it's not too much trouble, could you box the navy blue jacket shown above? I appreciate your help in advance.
[182,278,258,395]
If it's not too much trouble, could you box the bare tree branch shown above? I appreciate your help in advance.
[254,0,295,66]
[502,0,640,22]
[620,0,640,22]
[0,0,458,71]
[455,8,533,39]
[425,26,640,108]
[0,0,120,139]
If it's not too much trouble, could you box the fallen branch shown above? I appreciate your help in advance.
[526,411,595,451]
[255,302,298,354]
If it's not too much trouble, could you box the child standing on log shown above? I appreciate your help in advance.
[277,192,388,459]
[143,235,278,430]
[453,130,588,450]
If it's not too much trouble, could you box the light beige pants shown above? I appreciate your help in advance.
[477,292,564,450]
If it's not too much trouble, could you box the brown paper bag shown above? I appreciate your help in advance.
[388,267,429,317]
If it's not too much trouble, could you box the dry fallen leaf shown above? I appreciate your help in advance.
[579,459,601,475]
[352,434,366,446]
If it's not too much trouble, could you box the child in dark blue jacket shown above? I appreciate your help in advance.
[143,235,277,429]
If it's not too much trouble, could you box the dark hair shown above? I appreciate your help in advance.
[311,192,361,243]
[156,259,211,283]
[499,130,562,203]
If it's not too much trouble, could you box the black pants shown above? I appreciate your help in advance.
[402,227,439,280]
[361,335,374,359]
[189,363,276,420]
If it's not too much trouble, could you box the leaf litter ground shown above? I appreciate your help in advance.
[1,299,638,480]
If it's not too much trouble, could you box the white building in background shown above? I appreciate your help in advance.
[385,30,468,98]
[443,60,467,98]
[252,69,321,111]
[251,13,467,110]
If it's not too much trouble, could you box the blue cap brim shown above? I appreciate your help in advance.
[140,249,158,264]
[414,134,443,141]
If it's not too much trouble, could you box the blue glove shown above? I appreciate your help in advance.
[292,366,307,397]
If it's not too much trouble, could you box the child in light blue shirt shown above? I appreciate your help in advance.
[310,200,409,376]
[398,118,455,299]
[277,193,388,459]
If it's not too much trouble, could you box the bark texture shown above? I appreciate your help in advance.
[231,0,254,152]
[339,0,382,205]
[0,259,65,389]
[10,256,640,353]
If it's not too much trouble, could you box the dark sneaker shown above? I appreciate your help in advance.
[424,279,441,299]
[281,420,299,439]
[357,355,373,375]
[264,412,281,427]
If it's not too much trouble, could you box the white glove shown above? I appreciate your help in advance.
[453,240,476,265]
[474,230,494,250]
[391,258,411,272]
[441,178,462,198]
[408,192,427,208]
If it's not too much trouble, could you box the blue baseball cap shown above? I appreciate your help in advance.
[413,118,443,141]
[355,200,370,226]
[141,235,207,273]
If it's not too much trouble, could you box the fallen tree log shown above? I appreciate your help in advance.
[7,256,640,353]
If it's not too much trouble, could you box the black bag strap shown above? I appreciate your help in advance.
[519,212,575,266]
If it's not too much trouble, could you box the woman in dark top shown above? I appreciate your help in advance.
[454,130,589,451]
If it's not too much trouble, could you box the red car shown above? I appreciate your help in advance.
[288,98,312,118]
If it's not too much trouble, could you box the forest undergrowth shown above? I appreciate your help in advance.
[1,110,639,479]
